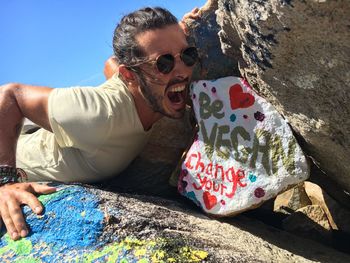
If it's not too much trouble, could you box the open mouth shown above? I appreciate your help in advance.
[166,85,187,109]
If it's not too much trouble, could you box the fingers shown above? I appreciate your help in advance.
[179,21,188,35]
[18,190,44,215]
[0,183,55,240]
[180,7,201,35]
[0,200,23,240]
[183,7,201,20]
[29,182,57,195]
[7,198,28,238]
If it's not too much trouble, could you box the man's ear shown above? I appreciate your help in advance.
[118,65,137,85]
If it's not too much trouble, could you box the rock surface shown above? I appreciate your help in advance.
[1,185,350,262]
[187,0,350,194]
[282,205,333,245]
[184,0,240,80]
[274,183,312,213]
[304,181,350,233]
[273,181,350,251]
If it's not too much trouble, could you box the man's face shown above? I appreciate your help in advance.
[135,24,195,119]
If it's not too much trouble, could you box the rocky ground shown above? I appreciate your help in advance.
[1,184,350,262]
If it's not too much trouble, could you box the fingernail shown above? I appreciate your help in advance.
[20,229,28,237]
[12,232,19,239]
[35,207,41,213]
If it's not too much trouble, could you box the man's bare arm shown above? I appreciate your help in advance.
[0,83,52,164]
[0,83,56,240]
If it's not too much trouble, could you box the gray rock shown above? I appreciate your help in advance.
[304,181,350,233]
[184,0,240,80]
[274,183,312,214]
[282,204,333,246]
[187,0,350,196]
[1,185,349,262]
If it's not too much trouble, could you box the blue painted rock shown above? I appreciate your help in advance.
[0,185,207,262]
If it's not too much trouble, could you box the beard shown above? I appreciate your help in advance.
[136,72,187,119]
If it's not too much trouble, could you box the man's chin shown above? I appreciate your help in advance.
[164,108,186,119]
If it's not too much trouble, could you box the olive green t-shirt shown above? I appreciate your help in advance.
[16,75,151,182]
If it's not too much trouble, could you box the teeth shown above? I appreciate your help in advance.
[170,85,186,92]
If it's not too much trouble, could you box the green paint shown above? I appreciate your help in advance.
[231,126,251,163]
[2,234,33,255]
[199,92,212,119]
[211,100,224,119]
[15,257,41,263]
[83,240,124,262]
[199,92,224,120]
[200,120,217,160]
[199,120,298,177]
[204,144,214,161]
[271,135,297,176]
[0,245,10,255]
[250,129,271,175]
[215,125,231,160]
[137,259,149,263]
[38,189,68,205]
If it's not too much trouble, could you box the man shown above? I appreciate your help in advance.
[0,7,199,240]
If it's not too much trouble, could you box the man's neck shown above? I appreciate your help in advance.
[128,85,163,131]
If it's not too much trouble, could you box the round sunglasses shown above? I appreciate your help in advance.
[148,46,199,74]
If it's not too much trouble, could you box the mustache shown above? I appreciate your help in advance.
[166,77,189,90]
[134,67,190,87]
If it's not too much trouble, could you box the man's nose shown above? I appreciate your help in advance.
[172,56,190,79]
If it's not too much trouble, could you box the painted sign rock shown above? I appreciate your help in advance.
[178,76,309,216]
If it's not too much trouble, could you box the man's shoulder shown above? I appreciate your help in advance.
[99,74,126,90]
[51,75,129,100]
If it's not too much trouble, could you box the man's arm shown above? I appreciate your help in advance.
[0,83,56,240]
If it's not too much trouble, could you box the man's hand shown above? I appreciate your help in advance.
[183,7,201,20]
[0,182,56,240]
[179,7,201,35]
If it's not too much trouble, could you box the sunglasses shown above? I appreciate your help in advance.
[148,46,199,74]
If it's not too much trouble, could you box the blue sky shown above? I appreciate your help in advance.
[0,0,206,87]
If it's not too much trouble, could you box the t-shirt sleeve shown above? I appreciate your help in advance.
[48,86,112,151]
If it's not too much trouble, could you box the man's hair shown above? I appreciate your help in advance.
[113,7,178,69]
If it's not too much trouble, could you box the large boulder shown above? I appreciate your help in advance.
[1,185,349,262]
[186,0,350,194]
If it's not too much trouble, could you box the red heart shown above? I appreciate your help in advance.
[229,84,255,110]
[202,191,217,210]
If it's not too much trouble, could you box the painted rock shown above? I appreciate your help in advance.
[178,76,309,216]
[0,185,208,262]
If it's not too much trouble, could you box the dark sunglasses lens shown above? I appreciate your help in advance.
[156,54,174,74]
[181,47,199,67]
